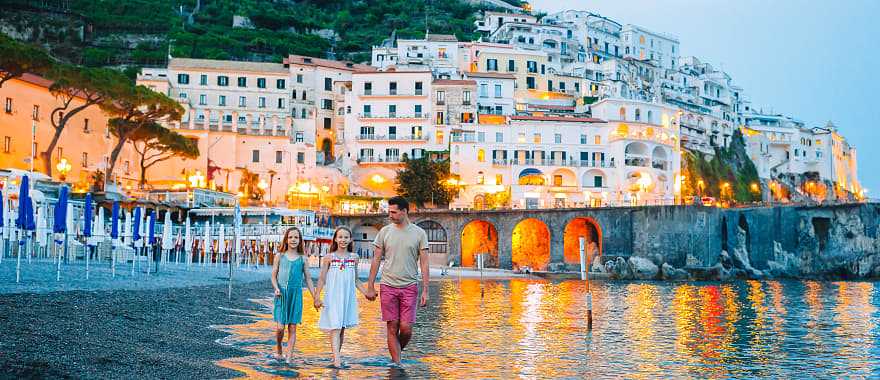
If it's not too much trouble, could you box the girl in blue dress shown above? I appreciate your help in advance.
[271,227,317,362]
[315,226,367,367]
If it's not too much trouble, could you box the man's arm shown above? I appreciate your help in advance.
[366,245,383,295]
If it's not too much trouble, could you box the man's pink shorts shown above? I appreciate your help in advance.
[380,284,418,324]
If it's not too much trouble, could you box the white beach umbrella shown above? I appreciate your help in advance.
[64,203,74,263]
[217,224,226,268]
[161,212,174,251]
[202,221,212,266]
[35,204,48,249]
[122,209,131,247]
[91,206,106,247]
[184,217,192,267]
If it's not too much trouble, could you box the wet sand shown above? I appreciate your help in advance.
[0,280,270,379]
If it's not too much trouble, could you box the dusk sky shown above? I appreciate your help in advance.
[530,0,880,196]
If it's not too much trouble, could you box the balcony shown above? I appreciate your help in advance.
[357,156,404,164]
[359,91,426,98]
[356,134,429,142]
[625,155,650,168]
[357,113,429,120]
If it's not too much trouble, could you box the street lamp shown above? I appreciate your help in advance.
[188,170,205,188]
[56,158,72,182]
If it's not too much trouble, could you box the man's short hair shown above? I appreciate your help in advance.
[388,196,409,212]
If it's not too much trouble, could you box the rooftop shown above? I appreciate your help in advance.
[169,58,287,74]
[283,55,375,72]
[433,79,477,86]
[511,115,604,123]
[464,71,517,79]
[425,33,458,42]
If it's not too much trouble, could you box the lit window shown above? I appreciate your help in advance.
[477,149,485,162]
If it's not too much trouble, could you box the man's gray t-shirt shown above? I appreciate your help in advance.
[372,222,428,288]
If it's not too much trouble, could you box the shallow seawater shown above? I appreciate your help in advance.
[214,279,880,379]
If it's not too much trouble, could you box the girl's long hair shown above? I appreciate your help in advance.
[279,227,304,254]
[329,226,354,253]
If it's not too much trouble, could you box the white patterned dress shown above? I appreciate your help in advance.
[318,252,360,330]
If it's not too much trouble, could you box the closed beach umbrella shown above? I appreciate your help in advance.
[36,204,48,248]
[184,217,192,267]
[16,175,31,230]
[202,221,212,266]
[110,202,120,242]
[217,224,226,268]
[65,203,74,238]
[83,193,93,240]
[123,209,132,246]
[148,210,156,245]
[94,206,106,244]
[132,207,142,246]
[161,212,174,251]
[52,186,69,281]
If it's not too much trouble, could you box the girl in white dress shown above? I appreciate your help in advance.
[315,226,367,367]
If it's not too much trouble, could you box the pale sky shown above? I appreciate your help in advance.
[529,0,880,195]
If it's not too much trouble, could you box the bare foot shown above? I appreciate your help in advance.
[333,357,342,368]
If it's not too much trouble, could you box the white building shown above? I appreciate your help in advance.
[475,11,538,37]
[463,71,516,116]
[342,69,446,197]
[621,24,680,70]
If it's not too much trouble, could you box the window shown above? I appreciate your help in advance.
[277,98,285,109]
[257,78,266,88]
[276,151,283,164]
[389,82,397,95]
[479,84,488,97]
[363,105,371,116]
[386,148,400,160]
[323,118,331,130]
[477,149,485,162]
[179,92,187,99]
[199,75,207,85]
[436,112,445,125]
[554,133,561,144]
[219,95,226,106]
[580,134,587,144]
[239,96,246,107]
[527,61,537,73]
[548,80,553,92]
[494,84,502,98]
[436,130,444,144]
[507,59,515,72]
[463,91,471,105]
[553,175,563,186]
[478,132,486,143]
[527,77,536,89]
[635,109,641,121]
[258,97,266,108]
[123,160,129,174]
[461,112,474,123]
[178,74,189,84]
[415,105,422,117]
[301,109,307,118]
[237,77,247,87]
[594,135,601,144]
[217,76,229,86]
[32,105,39,121]
[2,136,10,153]
[388,126,397,138]
[295,132,304,143]
[199,95,207,105]
[541,65,545,75]
[487,59,498,71]
[364,82,372,95]
[559,82,566,92]
[83,119,91,133]
[276,79,286,89]
[252,150,260,163]
[494,105,502,115]
[412,126,423,138]
[415,82,423,95]
[496,132,503,143]
[81,152,88,167]
[476,172,485,185]
[296,74,303,83]
[297,152,305,164]
[533,133,541,143]
[223,114,232,123]
[323,77,332,91]
[436,90,445,104]
[594,176,603,188]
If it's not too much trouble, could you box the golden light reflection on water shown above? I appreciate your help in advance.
[212,279,880,378]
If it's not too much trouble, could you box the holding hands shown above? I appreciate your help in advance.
[313,298,323,310]
[363,285,378,301]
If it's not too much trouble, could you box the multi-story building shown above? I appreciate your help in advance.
[474,11,538,37]
[0,73,139,188]
[462,72,516,117]
[450,98,681,209]
[342,69,444,197]
[372,34,460,78]
[138,58,317,204]
[620,24,680,70]
[283,55,375,165]
[432,78,478,144]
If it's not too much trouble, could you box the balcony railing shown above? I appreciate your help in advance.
[357,113,429,120]
[491,159,616,168]
[359,91,426,97]
[357,156,403,164]
[625,156,650,167]
[356,134,429,141]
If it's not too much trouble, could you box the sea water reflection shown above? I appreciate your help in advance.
[215,279,880,378]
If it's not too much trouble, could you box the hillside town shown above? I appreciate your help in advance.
[1,8,864,212]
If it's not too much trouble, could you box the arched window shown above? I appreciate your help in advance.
[477,148,485,162]
[647,110,653,123]
[619,107,627,121]
[476,171,485,184]
[635,108,641,121]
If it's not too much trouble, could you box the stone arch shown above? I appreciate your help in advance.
[563,217,602,266]
[511,218,551,271]
[625,141,649,156]
[415,220,447,255]
[460,220,498,268]
[518,168,545,186]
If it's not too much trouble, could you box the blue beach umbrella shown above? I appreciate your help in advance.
[53,186,69,234]
[148,210,156,244]
[0,189,4,230]
[110,202,120,240]
[83,193,93,238]
[132,207,142,244]
[25,197,36,232]
[16,175,31,230]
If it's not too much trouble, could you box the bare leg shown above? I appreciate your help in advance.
[286,324,297,361]
[330,328,342,367]
[275,323,285,358]
[386,320,402,364]
[398,322,413,352]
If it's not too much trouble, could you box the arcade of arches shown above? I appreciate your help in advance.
[460,220,499,268]
[511,218,551,271]
[563,218,602,265]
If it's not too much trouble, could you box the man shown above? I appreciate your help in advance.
[364,196,429,366]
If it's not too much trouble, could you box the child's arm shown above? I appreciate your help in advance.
[315,255,331,298]
[270,253,281,296]
[354,265,368,296]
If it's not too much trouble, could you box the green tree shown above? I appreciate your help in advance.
[0,33,53,87]
[396,156,455,208]
[237,168,264,203]
[128,121,199,188]
[102,85,184,187]
[43,64,130,176]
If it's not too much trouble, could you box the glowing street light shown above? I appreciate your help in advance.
[56,158,72,182]
[188,170,206,188]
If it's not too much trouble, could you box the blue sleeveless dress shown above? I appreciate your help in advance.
[273,255,304,324]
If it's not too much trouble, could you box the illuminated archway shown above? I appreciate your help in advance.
[460,220,498,268]
[518,168,545,186]
[511,218,551,271]
[563,217,602,266]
